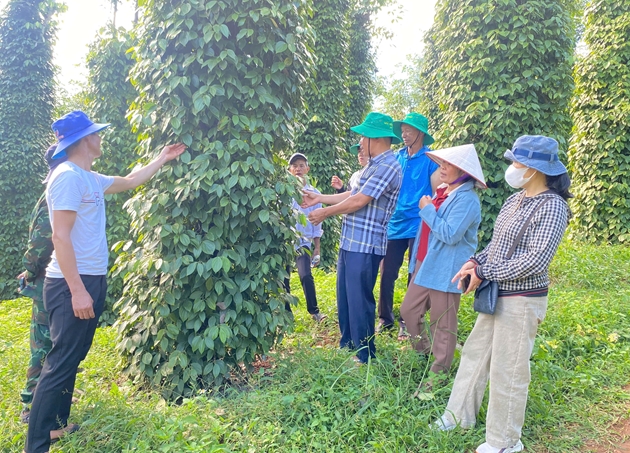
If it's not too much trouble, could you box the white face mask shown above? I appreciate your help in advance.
[505,165,535,188]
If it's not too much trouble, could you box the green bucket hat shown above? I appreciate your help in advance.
[349,143,360,155]
[350,112,402,145]
[393,112,435,146]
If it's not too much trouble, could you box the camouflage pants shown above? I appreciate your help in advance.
[20,298,51,406]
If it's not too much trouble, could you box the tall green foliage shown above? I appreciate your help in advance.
[568,0,630,243]
[297,0,352,268]
[0,0,61,297]
[421,0,576,243]
[346,4,377,137]
[375,55,423,121]
[115,0,314,396]
[86,27,138,324]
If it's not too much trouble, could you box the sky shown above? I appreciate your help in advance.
[0,0,437,90]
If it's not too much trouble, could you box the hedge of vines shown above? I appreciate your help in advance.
[114,0,315,397]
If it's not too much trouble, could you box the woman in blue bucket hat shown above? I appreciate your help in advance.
[433,135,572,453]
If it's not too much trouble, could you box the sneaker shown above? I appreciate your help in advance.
[476,440,524,453]
[311,313,327,322]
[430,414,457,431]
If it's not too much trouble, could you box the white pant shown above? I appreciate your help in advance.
[444,295,547,448]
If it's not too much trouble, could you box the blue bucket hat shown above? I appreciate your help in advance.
[42,144,68,184]
[504,135,567,176]
[51,110,110,158]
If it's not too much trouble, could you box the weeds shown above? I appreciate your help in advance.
[0,241,628,452]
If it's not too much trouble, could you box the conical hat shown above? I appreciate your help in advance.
[426,144,487,189]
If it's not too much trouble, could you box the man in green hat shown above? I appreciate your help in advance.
[303,112,402,363]
[377,112,440,339]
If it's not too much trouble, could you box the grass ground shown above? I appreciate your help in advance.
[0,241,629,452]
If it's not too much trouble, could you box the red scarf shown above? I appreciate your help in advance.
[416,186,450,262]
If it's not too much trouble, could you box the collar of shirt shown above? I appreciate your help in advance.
[399,145,430,160]
[367,149,394,166]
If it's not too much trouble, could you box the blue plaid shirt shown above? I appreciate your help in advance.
[339,150,402,256]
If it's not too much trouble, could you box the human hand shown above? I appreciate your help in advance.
[72,289,95,320]
[308,208,328,226]
[331,176,344,191]
[301,190,321,208]
[452,267,482,294]
[159,143,187,163]
[16,271,26,280]
[452,260,478,290]
[419,195,433,209]
[312,248,321,267]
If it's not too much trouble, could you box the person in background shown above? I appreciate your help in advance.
[25,110,185,453]
[433,135,573,453]
[400,144,486,381]
[303,112,402,364]
[377,113,440,340]
[286,152,326,322]
[331,143,368,193]
[17,145,65,424]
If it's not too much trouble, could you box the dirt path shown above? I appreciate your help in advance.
[584,385,630,453]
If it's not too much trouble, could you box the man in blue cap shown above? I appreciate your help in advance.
[25,111,185,453]
[303,112,402,364]
[378,112,440,339]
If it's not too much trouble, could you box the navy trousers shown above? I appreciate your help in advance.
[378,238,415,326]
[26,275,107,453]
[337,249,382,363]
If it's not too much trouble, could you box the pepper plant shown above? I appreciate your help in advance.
[421,0,577,243]
[568,0,630,243]
[0,0,61,297]
[114,0,314,396]
[87,26,139,324]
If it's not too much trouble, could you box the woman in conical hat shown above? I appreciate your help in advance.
[400,143,486,383]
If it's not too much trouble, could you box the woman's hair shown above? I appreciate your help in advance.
[546,172,573,200]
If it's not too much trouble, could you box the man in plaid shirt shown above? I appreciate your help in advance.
[304,112,402,363]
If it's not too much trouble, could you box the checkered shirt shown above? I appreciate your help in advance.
[339,150,402,256]
[474,191,570,291]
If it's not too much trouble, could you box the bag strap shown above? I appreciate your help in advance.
[505,197,553,259]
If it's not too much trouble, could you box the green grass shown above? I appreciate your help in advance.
[1,241,629,452]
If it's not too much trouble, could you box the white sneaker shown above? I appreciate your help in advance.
[430,414,457,431]
[475,440,524,453]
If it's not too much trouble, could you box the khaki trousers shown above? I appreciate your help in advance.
[444,295,547,448]
[400,261,461,373]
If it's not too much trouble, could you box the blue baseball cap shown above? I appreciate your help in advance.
[51,110,110,158]
[42,144,68,184]
[504,135,567,176]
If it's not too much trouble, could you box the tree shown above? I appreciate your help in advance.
[114,0,315,397]
[86,26,138,324]
[297,0,388,267]
[421,0,577,243]
[295,0,353,268]
[0,0,62,297]
[374,54,423,121]
[567,0,630,243]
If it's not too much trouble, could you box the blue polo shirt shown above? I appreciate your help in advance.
[387,145,439,240]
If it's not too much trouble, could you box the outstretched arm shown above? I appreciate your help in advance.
[302,190,351,208]
[307,193,372,225]
[105,143,186,194]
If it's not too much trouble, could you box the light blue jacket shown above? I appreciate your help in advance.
[408,180,481,293]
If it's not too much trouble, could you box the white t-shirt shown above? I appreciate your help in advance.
[45,162,114,278]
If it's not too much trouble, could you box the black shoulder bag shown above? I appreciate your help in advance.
[473,197,552,315]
